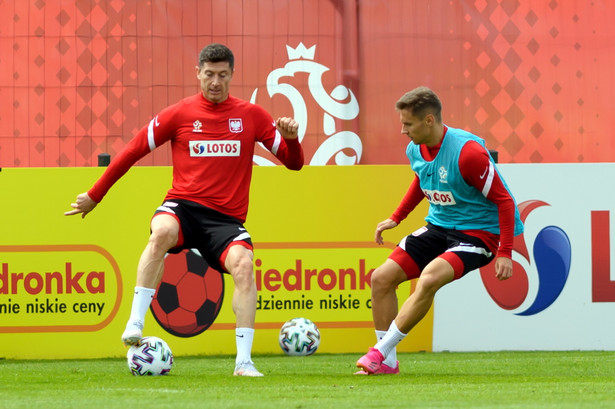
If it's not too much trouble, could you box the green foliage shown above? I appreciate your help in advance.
[1,351,614,409]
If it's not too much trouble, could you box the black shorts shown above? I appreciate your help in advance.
[398,223,495,276]
[153,199,253,272]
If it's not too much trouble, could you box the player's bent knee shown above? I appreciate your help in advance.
[370,269,397,293]
[150,215,179,245]
[371,262,407,290]
[231,268,256,291]
[149,228,178,252]
[416,272,449,294]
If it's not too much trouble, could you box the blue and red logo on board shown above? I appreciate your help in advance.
[479,200,572,316]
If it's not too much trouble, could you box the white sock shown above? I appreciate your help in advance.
[375,321,406,359]
[376,329,398,367]
[235,328,255,365]
[127,287,156,328]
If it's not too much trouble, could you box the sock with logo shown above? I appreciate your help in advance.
[377,329,398,367]
[235,327,255,365]
[127,286,156,328]
[374,320,407,359]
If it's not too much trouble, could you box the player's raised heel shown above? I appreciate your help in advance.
[122,321,144,346]
[233,361,264,377]
[356,347,385,374]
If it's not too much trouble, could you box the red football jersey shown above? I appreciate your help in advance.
[88,93,304,222]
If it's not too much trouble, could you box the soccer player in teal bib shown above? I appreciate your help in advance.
[356,86,523,375]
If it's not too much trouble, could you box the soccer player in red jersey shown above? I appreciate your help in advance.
[355,87,523,375]
[66,43,304,377]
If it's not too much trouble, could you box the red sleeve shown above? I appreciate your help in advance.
[459,141,515,258]
[390,176,425,224]
[253,105,304,170]
[276,137,304,170]
[88,104,180,202]
[87,129,152,202]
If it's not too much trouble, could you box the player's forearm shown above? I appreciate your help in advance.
[278,137,304,170]
[495,198,516,258]
[391,176,423,223]
[88,135,150,202]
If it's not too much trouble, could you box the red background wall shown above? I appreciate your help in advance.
[1,0,613,167]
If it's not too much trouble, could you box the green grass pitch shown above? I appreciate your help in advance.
[1,351,614,409]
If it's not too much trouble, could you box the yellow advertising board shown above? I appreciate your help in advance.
[0,165,430,359]
[0,244,121,332]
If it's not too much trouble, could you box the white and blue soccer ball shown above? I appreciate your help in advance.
[278,317,321,356]
[126,336,174,376]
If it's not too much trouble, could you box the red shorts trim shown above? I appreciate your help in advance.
[389,247,421,280]
[218,241,254,272]
[390,247,465,281]
[439,252,465,280]
[152,211,184,249]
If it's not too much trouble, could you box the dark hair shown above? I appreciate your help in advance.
[395,86,442,122]
[198,43,234,71]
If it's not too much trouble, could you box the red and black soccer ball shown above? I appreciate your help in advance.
[150,249,225,337]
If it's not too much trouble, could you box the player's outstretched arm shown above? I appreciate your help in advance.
[275,117,299,140]
[374,218,398,245]
[64,192,97,219]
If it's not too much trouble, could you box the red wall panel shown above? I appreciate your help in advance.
[0,0,612,166]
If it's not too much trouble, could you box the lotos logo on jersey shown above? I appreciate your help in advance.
[479,200,572,316]
[423,189,456,205]
[189,141,241,157]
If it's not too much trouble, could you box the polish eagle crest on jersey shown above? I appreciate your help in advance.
[229,118,243,133]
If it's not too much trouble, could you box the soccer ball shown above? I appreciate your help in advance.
[278,317,321,356]
[126,336,174,376]
[150,249,225,337]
